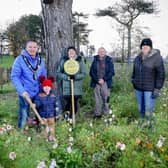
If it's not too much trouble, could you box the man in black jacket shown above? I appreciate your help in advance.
[132,38,165,127]
[90,47,115,118]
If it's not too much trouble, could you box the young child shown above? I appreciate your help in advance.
[34,76,62,141]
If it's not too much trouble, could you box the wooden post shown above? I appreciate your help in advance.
[23,94,46,126]
[71,79,75,128]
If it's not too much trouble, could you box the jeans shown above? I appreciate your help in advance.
[18,96,30,129]
[135,90,156,118]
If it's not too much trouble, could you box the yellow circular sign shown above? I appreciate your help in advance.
[64,60,79,75]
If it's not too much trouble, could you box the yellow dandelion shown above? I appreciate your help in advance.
[159,147,165,152]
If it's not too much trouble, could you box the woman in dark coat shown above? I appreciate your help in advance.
[56,46,86,118]
[132,38,165,127]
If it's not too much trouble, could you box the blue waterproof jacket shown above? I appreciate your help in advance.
[34,92,62,118]
[90,55,115,88]
[11,49,46,98]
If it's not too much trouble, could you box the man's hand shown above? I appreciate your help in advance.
[70,75,75,80]
[32,103,36,108]
[22,92,29,98]
[98,79,104,85]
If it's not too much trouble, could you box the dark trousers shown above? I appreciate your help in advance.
[63,96,81,118]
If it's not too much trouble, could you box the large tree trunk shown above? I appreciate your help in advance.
[121,29,125,63]
[41,0,73,76]
[127,26,131,63]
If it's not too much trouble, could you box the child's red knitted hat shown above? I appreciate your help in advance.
[39,76,54,88]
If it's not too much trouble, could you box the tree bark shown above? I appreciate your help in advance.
[41,0,73,76]
[127,26,131,63]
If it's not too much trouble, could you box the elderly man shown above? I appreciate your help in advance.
[90,47,115,118]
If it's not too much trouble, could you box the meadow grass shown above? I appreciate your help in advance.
[0,56,14,68]
[0,61,168,168]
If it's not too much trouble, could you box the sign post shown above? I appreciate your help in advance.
[64,59,79,127]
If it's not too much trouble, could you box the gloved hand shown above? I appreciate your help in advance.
[69,75,75,80]
[151,89,160,99]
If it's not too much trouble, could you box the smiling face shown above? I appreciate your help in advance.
[98,47,106,59]
[68,49,77,59]
[26,41,39,57]
[43,86,51,95]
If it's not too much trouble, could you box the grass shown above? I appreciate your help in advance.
[0,60,168,167]
[0,56,15,68]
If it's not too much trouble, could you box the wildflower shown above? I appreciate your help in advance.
[163,104,166,107]
[27,137,32,141]
[69,136,74,142]
[120,143,126,151]
[28,117,33,124]
[52,143,58,149]
[89,122,93,127]
[23,130,28,135]
[155,158,162,163]
[0,127,5,134]
[109,109,112,114]
[112,114,115,118]
[116,141,122,148]
[156,141,163,148]
[6,124,13,131]
[33,120,38,125]
[159,147,165,152]
[49,159,57,168]
[69,118,73,124]
[134,120,138,124]
[37,161,46,168]
[9,152,16,160]
[69,142,73,146]
[109,118,112,122]
[116,141,126,151]
[104,119,107,123]
[67,146,72,153]
[156,135,166,148]
[69,127,72,132]
[48,136,56,142]
[150,151,154,157]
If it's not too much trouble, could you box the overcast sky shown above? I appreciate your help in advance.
[0,0,168,56]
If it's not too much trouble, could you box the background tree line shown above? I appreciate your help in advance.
[0,0,158,74]
[4,12,91,58]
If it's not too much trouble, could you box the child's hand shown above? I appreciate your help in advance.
[32,103,36,108]
[41,118,47,125]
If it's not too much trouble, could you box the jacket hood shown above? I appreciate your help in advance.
[21,49,39,61]
[139,49,160,58]
[148,49,160,57]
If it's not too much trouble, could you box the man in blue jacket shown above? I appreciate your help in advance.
[90,47,115,118]
[11,40,46,129]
